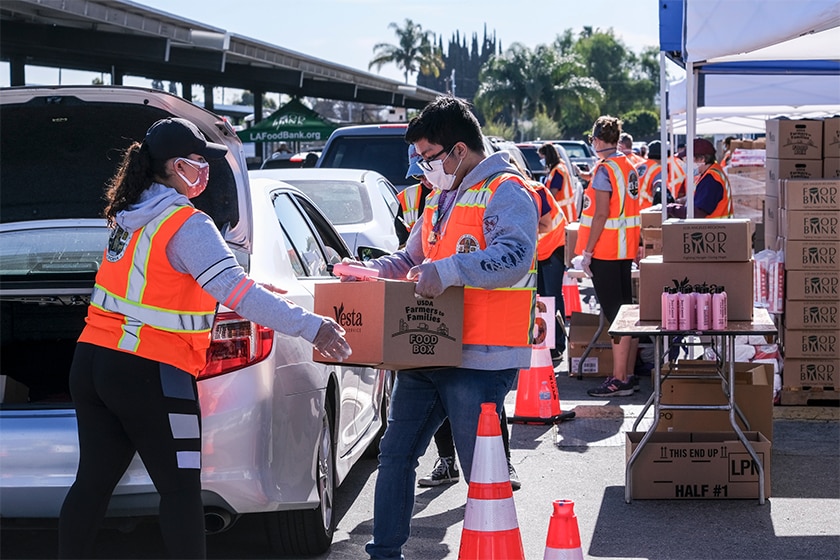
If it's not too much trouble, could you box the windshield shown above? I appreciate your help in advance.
[559,143,593,159]
[318,136,408,187]
[278,180,374,226]
[0,226,108,276]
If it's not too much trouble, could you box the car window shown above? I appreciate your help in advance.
[293,194,349,265]
[280,179,373,226]
[376,178,401,219]
[272,192,330,277]
[318,136,407,187]
[559,143,591,159]
[0,227,108,276]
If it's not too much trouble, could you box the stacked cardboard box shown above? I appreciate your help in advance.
[639,219,754,322]
[639,206,664,257]
[778,178,840,390]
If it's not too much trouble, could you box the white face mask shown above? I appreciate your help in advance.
[175,158,210,198]
[422,147,462,191]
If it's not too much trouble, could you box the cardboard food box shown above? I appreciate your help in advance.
[765,158,823,183]
[765,118,823,160]
[784,300,840,330]
[641,227,662,257]
[567,311,613,377]
[626,431,771,500]
[824,116,840,157]
[785,270,839,301]
[657,361,774,440]
[782,239,840,271]
[782,358,840,389]
[661,219,752,263]
[763,196,779,251]
[313,280,463,370]
[781,328,840,360]
[564,221,580,268]
[824,158,840,179]
[780,210,840,241]
[781,179,840,210]
[641,205,665,229]
[638,256,754,321]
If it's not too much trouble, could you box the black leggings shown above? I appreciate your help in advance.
[58,343,205,559]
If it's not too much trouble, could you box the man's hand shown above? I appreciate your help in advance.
[313,318,352,361]
[581,250,594,278]
[406,261,444,298]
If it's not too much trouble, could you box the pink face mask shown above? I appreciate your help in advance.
[175,158,210,198]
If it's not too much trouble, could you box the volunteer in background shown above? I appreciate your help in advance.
[619,132,646,167]
[397,144,434,234]
[667,137,733,219]
[338,96,539,560]
[576,115,642,398]
[539,142,577,222]
[58,118,351,559]
[637,140,674,209]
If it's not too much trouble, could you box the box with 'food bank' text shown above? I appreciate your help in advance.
[313,279,463,370]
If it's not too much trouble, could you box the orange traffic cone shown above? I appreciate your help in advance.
[562,272,582,317]
[543,500,584,560]
[458,403,525,560]
[509,345,575,425]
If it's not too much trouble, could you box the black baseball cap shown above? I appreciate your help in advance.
[144,117,228,161]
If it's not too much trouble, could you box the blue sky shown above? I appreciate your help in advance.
[3,0,668,98]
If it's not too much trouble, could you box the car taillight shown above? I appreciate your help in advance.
[197,312,273,380]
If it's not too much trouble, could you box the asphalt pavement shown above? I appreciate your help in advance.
[314,359,840,560]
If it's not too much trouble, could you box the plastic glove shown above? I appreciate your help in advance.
[313,317,352,361]
[335,257,379,282]
[581,250,594,278]
[406,261,444,298]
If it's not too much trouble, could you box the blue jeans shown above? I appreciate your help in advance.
[365,367,517,560]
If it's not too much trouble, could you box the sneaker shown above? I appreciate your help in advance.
[418,456,460,487]
[508,460,521,491]
[628,374,641,392]
[587,376,635,397]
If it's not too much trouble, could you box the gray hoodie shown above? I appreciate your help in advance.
[369,151,539,370]
[114,182,324,345]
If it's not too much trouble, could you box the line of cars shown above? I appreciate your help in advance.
[0,86,392,557]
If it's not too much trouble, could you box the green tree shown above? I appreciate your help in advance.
[369,19,444,84]
[474,42,532,141]
[235,91,277,109]
[621,109,659,140]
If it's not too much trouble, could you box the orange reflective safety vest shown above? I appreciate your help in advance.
[79,204,217,375]
[531,181,567,261]
[575,155,641,261]
[696,162,734,218]
[397,182,425,232]
[546,161,577,223]
[421,172,538,347]
[637,160,662,210]
[667,155,686,200]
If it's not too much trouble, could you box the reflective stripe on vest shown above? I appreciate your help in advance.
[533,182,567,261]
[576,156,641,261]
[548,162,577,223]
[421,172,537,347]
[699,163,734,218]
[397,183,423,231]
[638,160,661,209]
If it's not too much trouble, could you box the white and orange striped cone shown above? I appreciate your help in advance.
[510,345,575,425]
[543,500,584,560]
[458,403,525,560]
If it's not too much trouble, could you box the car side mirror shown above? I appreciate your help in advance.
[357,246,390,261]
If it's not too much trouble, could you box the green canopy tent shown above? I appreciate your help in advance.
[236,98,338,144]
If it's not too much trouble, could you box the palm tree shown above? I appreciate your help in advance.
[369,19,444,84]
[474,43,532,140]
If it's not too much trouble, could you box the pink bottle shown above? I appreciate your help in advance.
[712,285,728,330]
[661,287,679,330]
[678,285,695,330]
[695,286,712,330]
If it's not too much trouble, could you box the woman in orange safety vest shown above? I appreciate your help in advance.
[59,118,350,559]
[667,138,733,219]
[539,142,578,223]
[575,115,641,399]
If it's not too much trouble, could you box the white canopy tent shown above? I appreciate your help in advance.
[658,0,840,217]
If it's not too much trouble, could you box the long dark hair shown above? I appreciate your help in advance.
[538,142,561,170]
[103,141,168,226]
